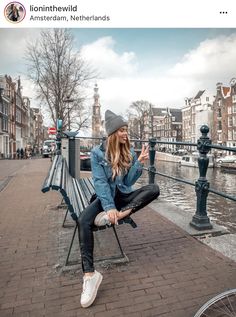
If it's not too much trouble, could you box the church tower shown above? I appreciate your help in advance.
[92,84,102,142]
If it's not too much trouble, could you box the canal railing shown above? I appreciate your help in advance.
[59,124,236,231]
[143,125,236,231]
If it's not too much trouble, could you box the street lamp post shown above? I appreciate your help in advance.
[65,96,74,131]
[67,105,70,131]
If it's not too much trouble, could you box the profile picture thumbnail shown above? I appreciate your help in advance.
[5,2,26,23]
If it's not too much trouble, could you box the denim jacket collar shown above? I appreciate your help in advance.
[99,139,107,152]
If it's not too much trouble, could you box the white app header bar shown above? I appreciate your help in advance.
[1,0,235,28]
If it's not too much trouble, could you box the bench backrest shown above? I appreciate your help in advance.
[42,155,95,221]
[42,154,138,229]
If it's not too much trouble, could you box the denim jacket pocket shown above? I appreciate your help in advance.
[98,159,112,179]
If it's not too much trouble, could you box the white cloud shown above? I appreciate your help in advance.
[2,30,236,125]
[0,29,40,76]
[169,34,236,83]
[84,33,236,117]
[98,76,195,117]
[80,36,138,78]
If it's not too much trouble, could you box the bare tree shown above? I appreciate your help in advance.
[127,100,153,139]
[26,29,95,131]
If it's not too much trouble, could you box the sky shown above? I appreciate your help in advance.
[1,28,236,125]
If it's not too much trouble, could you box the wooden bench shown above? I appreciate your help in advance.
[42,154,137,266]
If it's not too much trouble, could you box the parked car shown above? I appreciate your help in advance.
[172,149,188,156]
[80,152,91,171]
[216,155,236,164]
[42,139,56,158]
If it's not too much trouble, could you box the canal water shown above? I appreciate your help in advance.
[138,161,236,233]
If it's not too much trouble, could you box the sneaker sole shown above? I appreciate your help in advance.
[94,212,109,226]
[81,273,103,308]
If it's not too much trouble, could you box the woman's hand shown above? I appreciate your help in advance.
[107,209,119,225]
[138,145,149,164]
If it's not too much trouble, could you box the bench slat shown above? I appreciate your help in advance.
[74,180,88,210]
[41,155,60,193]
[84,178,95,196]
[78,179,92,205]
[60,159,68,198]
[51,156,64,190]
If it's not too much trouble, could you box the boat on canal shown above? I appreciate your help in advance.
[180,152,214,168]
[220,162,236,174]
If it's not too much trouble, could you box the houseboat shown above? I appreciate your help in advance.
[180,152,214,168]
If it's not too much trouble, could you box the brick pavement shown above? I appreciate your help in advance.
[0,158,236,317]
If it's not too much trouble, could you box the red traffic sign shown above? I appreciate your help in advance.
[48,127,57,134]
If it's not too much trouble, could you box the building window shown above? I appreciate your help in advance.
[233,104,236,113]
[2,101,8,115]
[233,116,236,126]
[16,109,21,123]
[233,130,236,140]
[228,130,232,140]
[218,121,222,130]
[206,97,209,102]
[232,95,236,103]
[228,117,233,127]
[218,108,222,117]
[228,106,232,114]
[2,117,8,131]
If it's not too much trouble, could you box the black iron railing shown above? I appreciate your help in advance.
[59,125,236,231]
[144,125,236,231]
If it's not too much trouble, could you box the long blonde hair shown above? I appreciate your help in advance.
[106,132,132,180]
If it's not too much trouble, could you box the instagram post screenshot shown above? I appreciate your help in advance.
[0,0,236,316]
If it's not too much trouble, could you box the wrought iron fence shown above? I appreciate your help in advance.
[143,125,236,231]
[59,125,236,231]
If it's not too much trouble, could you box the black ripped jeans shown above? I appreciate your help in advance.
[78,184,160,273]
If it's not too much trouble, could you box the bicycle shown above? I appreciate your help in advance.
[194,289,236,317]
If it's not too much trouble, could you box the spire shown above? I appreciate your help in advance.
[94,83,99,98]
[92,83,102,142]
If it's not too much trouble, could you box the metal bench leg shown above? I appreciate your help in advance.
[65,224,78,266]
[62,208,69,228]
[112,226,125,258]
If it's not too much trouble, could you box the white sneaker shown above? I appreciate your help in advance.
[80,271,103,308]
[94,212,111,227]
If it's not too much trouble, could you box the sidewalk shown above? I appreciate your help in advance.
[0,158,236,317]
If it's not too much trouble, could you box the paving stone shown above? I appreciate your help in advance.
[0,158,236,317]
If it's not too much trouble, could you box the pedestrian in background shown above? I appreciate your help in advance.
[20,148,24,159]
[16,148,20,159]
[78,110,160,308]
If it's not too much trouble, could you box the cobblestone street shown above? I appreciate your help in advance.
[0,158,236,317]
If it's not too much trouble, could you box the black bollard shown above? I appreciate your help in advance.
[56,119,63,155]
[190,125,213,230]
[148,138,157,184]
[55,133,62,155]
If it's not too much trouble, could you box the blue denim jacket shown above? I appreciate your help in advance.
[91,142,143,211]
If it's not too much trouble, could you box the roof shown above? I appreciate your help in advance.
[169,109,182,122]
[222,86,230,98]
[152,107,167,116]
[151,107,182,122]
[194,90,205,99]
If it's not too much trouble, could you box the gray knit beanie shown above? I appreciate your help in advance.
[105,110,128,136]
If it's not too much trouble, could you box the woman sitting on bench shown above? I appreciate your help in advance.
[78,109,160,308]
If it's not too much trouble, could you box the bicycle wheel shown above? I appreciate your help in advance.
[194,289,236,317]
